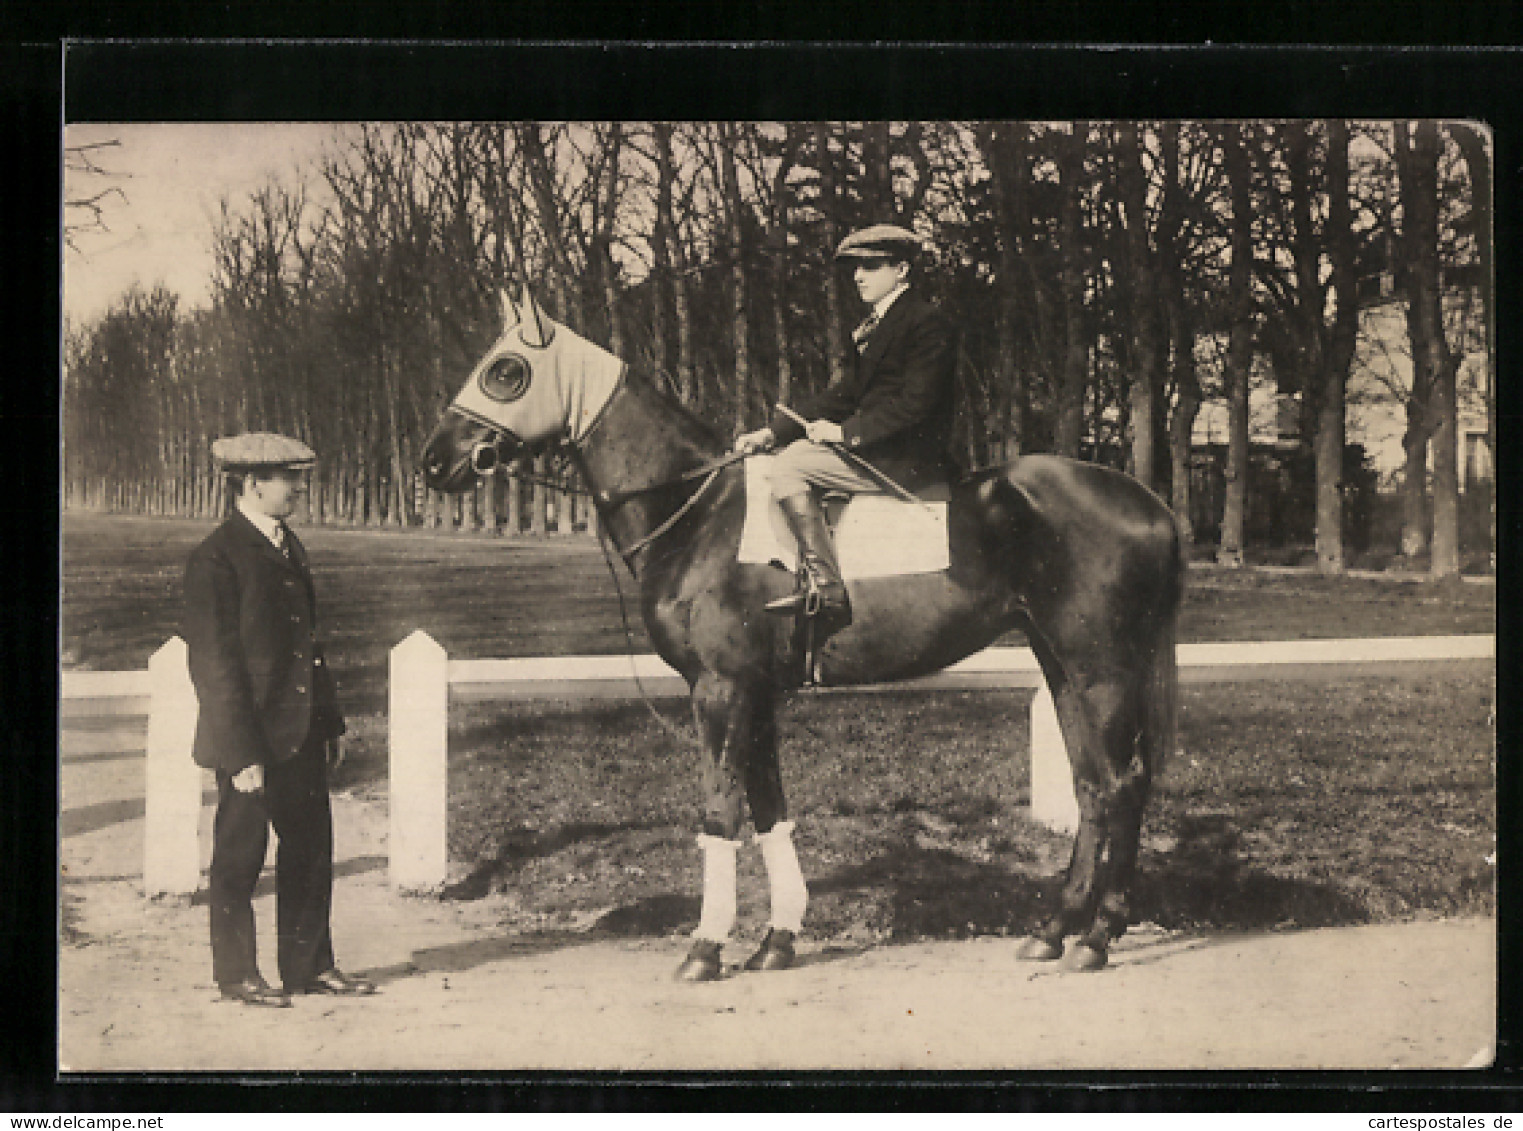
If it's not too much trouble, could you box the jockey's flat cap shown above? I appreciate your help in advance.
[834,223,923,261]
[212,432,317,473]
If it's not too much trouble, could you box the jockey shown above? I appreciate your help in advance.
[735,223,959,628]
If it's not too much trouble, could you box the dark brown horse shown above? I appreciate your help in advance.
[423,290,1185,978]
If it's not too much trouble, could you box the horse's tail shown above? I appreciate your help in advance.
[1141,530,1185,781]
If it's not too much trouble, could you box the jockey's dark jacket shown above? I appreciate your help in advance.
[767,290,958,492]
[183,509,345,775]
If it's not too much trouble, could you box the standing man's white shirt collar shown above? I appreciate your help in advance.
[237,496,284,548]
[873,281,910,322]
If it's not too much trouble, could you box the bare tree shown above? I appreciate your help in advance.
[1393,120,1463,573]
[1448,121,1494,560]
[1217,122,1256,567]
[1117,122,1161,489]
[715,122,754,433]
[1314,120,1360,574]
[64,139,128,252]
[1054,123,1091,457]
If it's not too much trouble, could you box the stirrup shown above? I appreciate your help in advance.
[765,565,824,617]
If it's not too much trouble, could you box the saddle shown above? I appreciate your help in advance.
[738,457,951,578]
[753,479,953,690]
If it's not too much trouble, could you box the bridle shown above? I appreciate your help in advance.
[447,396,753,569]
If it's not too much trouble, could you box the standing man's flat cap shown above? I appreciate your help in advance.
[212,432,318,472]
[834,223,923,260]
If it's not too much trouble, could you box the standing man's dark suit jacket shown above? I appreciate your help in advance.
[767,291,958,491]
[183,510,344,775]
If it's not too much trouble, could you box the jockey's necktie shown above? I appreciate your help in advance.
[274,522,291,559]
[852,312,880,353]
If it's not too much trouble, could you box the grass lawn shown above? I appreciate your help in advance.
[413,673,1493,943]
[62,513,1495,943]
[62,512,1496,680]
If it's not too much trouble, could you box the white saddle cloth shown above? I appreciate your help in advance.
[737,455,950,578]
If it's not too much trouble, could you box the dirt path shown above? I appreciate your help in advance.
[60,737,1496,1072]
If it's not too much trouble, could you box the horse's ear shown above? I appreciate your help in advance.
[499,288,521,331]
[519,287,553,348]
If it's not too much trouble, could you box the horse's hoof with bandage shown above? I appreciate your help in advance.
[674,940,725,982]
[743,928,796,972]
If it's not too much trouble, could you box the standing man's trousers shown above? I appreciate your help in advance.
[208,732,334,990]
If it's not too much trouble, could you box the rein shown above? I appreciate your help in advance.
[613,466,724,565]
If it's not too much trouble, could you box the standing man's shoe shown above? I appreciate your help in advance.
[218,976,292,1008]
[294,968,377,996]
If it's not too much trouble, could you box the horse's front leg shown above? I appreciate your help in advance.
[674,671,757,982]
[740,681,804,972]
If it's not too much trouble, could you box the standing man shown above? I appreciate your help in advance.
[183,432,375,1007]
[735,223,959,630]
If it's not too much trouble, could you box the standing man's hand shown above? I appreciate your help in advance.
[231,764,264,793]
[326,737,347,774]
[805,419,845,445]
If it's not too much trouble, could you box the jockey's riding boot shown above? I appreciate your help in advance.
[764,492,851,627]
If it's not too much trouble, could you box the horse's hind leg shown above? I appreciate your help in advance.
[1072,766,1151,966]
[1019,672,1141,970]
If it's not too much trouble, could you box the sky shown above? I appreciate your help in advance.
[63,123,351,324]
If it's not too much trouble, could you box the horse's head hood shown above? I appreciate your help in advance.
[447,288,624,449]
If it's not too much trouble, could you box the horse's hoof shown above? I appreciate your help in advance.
[674,940,724,982]
[744,928,796,972]
[1061,943,1109,972]
[1016,936,1064,962]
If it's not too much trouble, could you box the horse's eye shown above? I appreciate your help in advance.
[480,354,531,403]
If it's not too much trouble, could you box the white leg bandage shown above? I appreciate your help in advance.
[756,820,808,934]
[694,833,741,942]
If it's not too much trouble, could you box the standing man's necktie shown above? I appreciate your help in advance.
[852,313,880,353]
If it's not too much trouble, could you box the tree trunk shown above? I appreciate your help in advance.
[816,123,849,389]
[977,122,1030,458]
[1394,120,1457,568]
[519,124,584,328]
[481,471,500,535]
[650,124,680,392]
[1450,122,1494,564]
[1218,123,1255,567]
[1169,335,1201,546]
[768,125,802,412]
[1316,120,1358,574]
[596,124,626,356]
[531,452,549,535]
[1119,123,1161,489]
[1054,124,1089,457]
[507,460,524,535]
[863,121,894,218]
[719,124,753,433]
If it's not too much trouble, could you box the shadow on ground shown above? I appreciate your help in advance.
[1132,810,1370,931]
[430,801,1375,967]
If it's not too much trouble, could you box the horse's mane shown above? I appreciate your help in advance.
[622,365,727,456]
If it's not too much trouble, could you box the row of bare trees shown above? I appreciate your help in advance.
[64,119,1492,574]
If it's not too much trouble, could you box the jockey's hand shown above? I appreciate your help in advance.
[805,420,845,445]
[734,427,776,455]
[231,764,264,794]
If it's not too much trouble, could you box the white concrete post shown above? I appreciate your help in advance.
[1029,684,1078,834]
[389,630,449,892]
[143,637,203,898]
